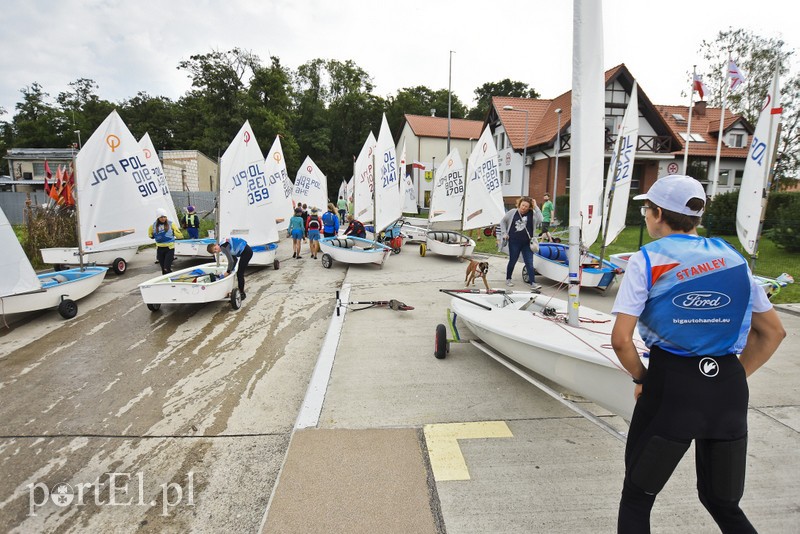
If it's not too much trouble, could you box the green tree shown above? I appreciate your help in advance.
[385,86,467,135]
[176,48,257,156]
[697,29,798,185]
[119,92,178,150]
[56,78,115,147]
[467,79,540,120]
[12,82,65,147]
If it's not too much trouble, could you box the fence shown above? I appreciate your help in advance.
[0,191,218,225]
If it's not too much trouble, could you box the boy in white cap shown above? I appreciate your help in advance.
[148,208,183,274]
[611,175,785,532]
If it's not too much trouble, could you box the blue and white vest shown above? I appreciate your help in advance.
[221,236,247,256]
[638,234,753,357]
[152,220,175,244]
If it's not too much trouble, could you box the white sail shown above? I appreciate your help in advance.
[463,127,505,231]
[77,110,172,252]
[346,176,355,207]
[264,135,294,231]
[353,132,377,223]
[736,70,782,255]
[428,149,465,224]
[571,0,606,249]
[402,172,418,214]
[138,133,179,223]
[292,156,328,213]
[374,114,402,233]
[398,139,407,189]
[337,180,346,203]
[602,81,639,246]
[219,121,279,245]
[0,207,41,297]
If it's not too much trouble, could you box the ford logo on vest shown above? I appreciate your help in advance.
[672,291,731,310]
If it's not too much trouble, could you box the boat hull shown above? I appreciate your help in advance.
[533,243,619,289]
[450,292,638,420]
[40,246,139,267]
[138,263,237,305]
[174,238,216,259]
[425,231,476,258]
[609,252,631,271]
[319,237,392,266]
[0,267,108,315]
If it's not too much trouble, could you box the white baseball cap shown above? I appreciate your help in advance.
[633,174,706,216]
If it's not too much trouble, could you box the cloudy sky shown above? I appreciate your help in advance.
[1,0,797,119]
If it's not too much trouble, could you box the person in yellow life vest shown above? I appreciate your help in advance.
[181,205,200,239]
[148,208,183,274]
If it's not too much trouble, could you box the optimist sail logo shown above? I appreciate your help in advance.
[673,291,731,310]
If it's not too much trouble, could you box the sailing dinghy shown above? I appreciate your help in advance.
[320,115,398,268]
[40,111,175,275]
[440,0,645,422]
[419,150,476,258]
[1,207,107,320]
[530,84,637,290]
[735,70,794,298]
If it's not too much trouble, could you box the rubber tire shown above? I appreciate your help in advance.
[434,324,448,359]
[522,266,530,284]
[230,288,242,310]
[419,243,427,257]
[53,264,65,272]
[392,247,401,254]
[58,299,78,319]
[112,257,127,275]
[273,259,280,270]
[321,253,333,269]
[147,303,161,312]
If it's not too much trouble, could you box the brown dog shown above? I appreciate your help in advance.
[465,260,490,290]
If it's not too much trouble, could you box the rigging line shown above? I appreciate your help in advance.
[536,312,630,374]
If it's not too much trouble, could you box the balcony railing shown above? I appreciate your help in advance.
[556,134,673,154]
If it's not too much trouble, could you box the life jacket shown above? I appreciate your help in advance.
[221,236,247,256]
[350,220,365,236]
[638,234,753,357]
[182,213,199,228]
[152,220,175,244]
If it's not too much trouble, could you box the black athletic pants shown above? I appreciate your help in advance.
[618,346,755,534]
[235,245,253,293]
[157,246,175,274]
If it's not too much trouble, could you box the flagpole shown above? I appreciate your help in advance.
[683,66,697,174]
[709,68,729,198]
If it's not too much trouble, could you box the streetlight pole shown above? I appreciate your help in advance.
[503,105,529,197]
[553,109,562,224]
[447,50,454,154]
[74,130,82,149]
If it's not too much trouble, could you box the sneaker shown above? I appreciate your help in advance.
[292,252,296,258]
[506,280,514,287]
[154,260,160,264]
[297,255,302,259]
[531,283,542,291]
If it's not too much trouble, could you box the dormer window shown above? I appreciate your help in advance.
[729,133,745,148]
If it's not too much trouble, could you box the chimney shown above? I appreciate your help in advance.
[694,100,707,116]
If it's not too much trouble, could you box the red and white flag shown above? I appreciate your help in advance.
[412,161,426,170]
[728,60,746,91]
[692,74,708,99]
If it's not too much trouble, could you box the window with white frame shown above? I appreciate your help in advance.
[729,133,745,148]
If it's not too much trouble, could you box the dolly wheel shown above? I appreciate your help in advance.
[273,259,280,270]
[522,266,530,284]
[147,303,161,312]
[435,324,448,359]
[112,257,127,275]
[321,253,333,269]
[58,299,78,319]
[230,288,242,310]
[419,243,427,257]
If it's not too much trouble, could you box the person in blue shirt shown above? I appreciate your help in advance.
[321,203,340,237]
[207,236,253,300]
[288,207,306,259]
[611,175,786,533]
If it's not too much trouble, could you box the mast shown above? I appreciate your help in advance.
[568,0,605,326]
[72,152,85,271]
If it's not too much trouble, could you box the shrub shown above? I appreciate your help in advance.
[768,193,800,252]
[23,200,77,268]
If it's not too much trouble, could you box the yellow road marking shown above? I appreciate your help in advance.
[423,421,513,481]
